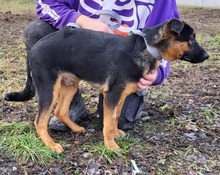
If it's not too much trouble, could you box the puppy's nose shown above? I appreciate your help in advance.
[203,52,209,60]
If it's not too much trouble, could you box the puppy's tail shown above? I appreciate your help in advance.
[5,56,35,101]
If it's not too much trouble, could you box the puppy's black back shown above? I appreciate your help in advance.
[30,27,145,85]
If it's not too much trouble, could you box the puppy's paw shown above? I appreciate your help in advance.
[114,129,125,139]
[50,143,64,153]
[105,140,120,150]
[75,126,86,134]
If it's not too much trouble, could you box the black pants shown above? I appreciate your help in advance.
[24,19,144,130]
[24,19,57,54]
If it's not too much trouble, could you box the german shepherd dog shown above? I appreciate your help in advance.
[5,19,209,153]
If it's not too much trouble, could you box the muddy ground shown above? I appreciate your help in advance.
[0,7,220,175]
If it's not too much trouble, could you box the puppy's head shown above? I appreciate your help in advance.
[153,19,209,63]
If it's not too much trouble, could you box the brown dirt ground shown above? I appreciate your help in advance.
[0,7,220,175]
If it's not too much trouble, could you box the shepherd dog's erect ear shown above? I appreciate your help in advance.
[169,18,185,34]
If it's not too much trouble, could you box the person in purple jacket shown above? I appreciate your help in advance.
[24,0,179,131]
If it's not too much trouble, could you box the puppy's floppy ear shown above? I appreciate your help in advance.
[169,18,184,34]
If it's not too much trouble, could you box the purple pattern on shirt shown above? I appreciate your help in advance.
[115,0,132,6]
[78,5,92,17]
[122,20,134,27]
[135,1,154,17]
[84,0,100,10]
[113,8,134,27]
[113,8,133,17]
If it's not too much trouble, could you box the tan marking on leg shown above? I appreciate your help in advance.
[103,99,120,150]
[54,73,85,133]
[114,83,138,138]
[114,101,125,139]
[35,78,64,153]
[103,83,138,149]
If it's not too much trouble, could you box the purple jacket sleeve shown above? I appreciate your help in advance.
[147,0,180,86]
[36,0,81,29]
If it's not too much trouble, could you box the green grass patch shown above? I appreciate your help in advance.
[91,134,138,163]
[207,34,220,47]
[197,33,220,49]
[0,122,64,165]
[0,0,35,14]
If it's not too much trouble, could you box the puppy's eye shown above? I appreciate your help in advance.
[189,34,195,39]
[189,35,195,45]
[190,38,195,45]
[190,34,195,40]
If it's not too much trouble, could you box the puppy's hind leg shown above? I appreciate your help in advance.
[34,77,64,153]
[54,78,86,134]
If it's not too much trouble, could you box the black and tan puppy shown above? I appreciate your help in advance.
[6,19,209,153]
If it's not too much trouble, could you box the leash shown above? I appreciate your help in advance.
[66,22,80,28]
[93,9,122,31]
[128,30,160,58]
[67,10,159,58]
[94,10,160,58]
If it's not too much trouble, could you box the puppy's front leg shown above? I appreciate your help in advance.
[113,98,126,139]
[113,83,138,138]
[103,100,120,150]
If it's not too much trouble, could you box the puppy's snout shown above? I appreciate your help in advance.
[202,51,209,60]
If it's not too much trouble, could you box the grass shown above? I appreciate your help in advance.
[0,121,139,167]
[91,134,138,164]
[199,33,220,48]
[0,0,35,14]
[0,122,64,166]
[208,34,220,47]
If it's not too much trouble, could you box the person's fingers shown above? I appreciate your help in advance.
[137,69,158,90]
[139,77,152,86]
[107,27,114,34]
[76,15,114,34]
[137,82,149,90]
[137,78,151,90]
[142,70,157,81]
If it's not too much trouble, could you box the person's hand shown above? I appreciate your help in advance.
[75,15,114,34]
[137,69,158,90]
